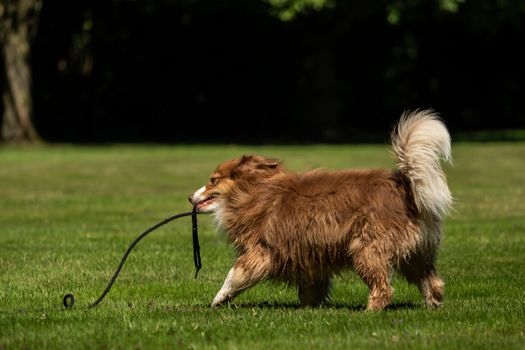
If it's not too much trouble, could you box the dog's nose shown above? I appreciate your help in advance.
[188,194,193,203]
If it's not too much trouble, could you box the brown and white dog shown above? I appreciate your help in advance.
[189,110,452,310]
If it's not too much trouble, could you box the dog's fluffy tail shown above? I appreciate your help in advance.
[391,110,452,219]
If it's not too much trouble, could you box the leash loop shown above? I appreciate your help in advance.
[63,293,75,309]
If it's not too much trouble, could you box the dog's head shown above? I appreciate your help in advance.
[189,155,282,213]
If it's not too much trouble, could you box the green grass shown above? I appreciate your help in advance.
[1,143,524,349]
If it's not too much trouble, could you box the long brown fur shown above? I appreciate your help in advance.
[190,110,452,310]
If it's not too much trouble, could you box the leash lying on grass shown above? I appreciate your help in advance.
[63,205,201,309]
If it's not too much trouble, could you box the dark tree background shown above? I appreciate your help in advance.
[1,0,524,143]
[0,0,42,143]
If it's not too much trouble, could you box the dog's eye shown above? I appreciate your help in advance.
[210,178,219,185]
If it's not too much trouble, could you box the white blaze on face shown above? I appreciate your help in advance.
[192,186,207,204]
[191,186,220,213]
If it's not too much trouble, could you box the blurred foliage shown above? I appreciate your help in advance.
[266,0,334,20]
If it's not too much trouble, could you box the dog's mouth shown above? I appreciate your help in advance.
[195,194,219,211]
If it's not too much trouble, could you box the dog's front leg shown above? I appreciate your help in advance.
[212,249,270,307]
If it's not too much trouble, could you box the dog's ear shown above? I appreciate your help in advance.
[231,155,281,179]
[240,155,253,164]
[230,155,252,178]
[255,160,280,170]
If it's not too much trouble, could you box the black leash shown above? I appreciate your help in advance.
[63,205,201,309]
[192,208,201,279]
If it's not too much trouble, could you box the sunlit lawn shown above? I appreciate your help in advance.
[1,143,524,349]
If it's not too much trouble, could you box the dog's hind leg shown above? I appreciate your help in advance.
[418,271,444,308]
[352,245,394,311]
[298,278,332,307]
[211,247,271,307]
[400,219,444,308]
[400,253,444,308]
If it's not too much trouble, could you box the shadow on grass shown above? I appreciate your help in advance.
[190,300,420,311]
[9,300,420,315]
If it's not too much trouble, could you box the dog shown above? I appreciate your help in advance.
[189,110,452,310]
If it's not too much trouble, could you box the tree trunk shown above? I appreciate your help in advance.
[0,0,42,144]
